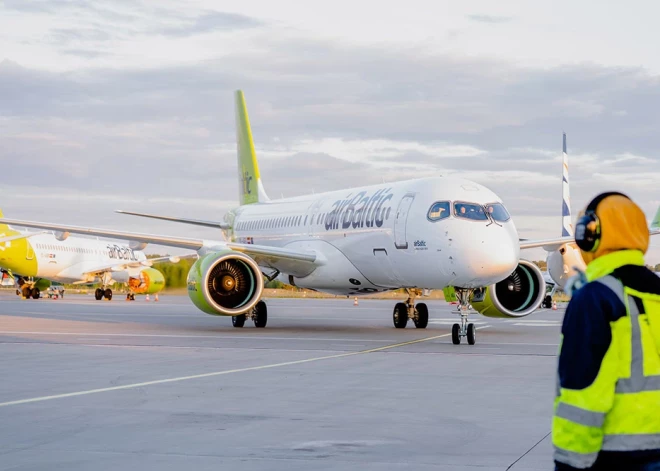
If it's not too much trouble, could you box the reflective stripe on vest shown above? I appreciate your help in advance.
[555,402,605,427]
[554,448,599,469]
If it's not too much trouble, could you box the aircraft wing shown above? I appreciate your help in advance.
[115,210,231,230]
[0,231,47,243]
[519,236,574,251]
[521,219,660,251]
[0,218,320,269]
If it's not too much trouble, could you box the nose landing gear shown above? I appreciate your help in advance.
[452,288,477,345]
[391,289,429,329]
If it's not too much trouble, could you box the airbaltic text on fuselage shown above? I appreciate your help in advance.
[107,244,139,261]
[325,188,394,231]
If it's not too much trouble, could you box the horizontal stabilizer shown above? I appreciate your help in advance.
[116,210,230,230]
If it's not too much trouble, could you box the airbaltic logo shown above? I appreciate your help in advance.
[324,188,394,231]
[242,169,253,195]
[107,244,138,261]
[414,240,427,249]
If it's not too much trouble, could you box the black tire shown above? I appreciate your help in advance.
[467,323,476,345]
[543,295,552,309]
[31,288,40,299]
[22,286,31,299]
[104,289,113,301]
[452,323,461,345]
[414,303,429,329]
[16,289,20,296]
[232,314,246,328]
[95,288,103,300]
[253,301,267,328]
[393,302,408,328]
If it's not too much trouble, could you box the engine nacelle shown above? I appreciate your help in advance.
[55,231,70,241]
[128,268,165,294]
[187,250,263,316]
[471,260,546,318]
[129,241,148,251]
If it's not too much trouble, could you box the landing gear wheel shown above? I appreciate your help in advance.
[253,301,267,328]
[95,288,103,300]
[31,287,40,299]
[22,286,31,299]
[542,295,552,309]
[467,323,476,345]
[16,289,20,296]
[452,323,461,345]
[393,302,408,328]
[104,289,112,301]
[414,303,429,329]
[232,314,246,328]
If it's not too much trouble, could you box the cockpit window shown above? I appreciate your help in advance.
[485,202,510,222]
[454,202,488,221]
[427,201,450,221]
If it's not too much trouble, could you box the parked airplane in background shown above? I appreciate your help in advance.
[2,91,656,345]
[543,133,660,300]
[544,133,585,298]
[0,210,182,300]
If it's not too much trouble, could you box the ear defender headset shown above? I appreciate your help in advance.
[574,191,630,252]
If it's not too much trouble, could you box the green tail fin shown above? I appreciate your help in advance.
[235,90,269,205]
[652,206,660,230]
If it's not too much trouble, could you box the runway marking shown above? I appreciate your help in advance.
[0,332,451,408]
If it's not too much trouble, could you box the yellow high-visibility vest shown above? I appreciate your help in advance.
[553,252,660,468]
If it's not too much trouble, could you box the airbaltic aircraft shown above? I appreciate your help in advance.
[0,91,642,345]
[0,210,181,300]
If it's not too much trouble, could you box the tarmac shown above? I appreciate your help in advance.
[0,292,564,470]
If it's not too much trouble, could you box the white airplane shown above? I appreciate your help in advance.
[0,209,185,300]
[0,91,640,345]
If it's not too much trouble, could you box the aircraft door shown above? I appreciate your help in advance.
[394,193,415,249]
[370,248,401,286]
[26,241,34,260]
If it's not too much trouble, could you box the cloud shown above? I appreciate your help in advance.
[157,11,262,38]
[2,26,660,261]
[467,14,513,24]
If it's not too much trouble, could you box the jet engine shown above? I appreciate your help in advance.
[186,250,264,316]
[470,260,546,318]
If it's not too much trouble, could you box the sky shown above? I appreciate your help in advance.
[1,0,660,263]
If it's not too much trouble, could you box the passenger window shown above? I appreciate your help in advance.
[427,201,451,221]
[454,202,488,221]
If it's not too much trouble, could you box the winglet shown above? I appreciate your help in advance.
[235,90,270,205]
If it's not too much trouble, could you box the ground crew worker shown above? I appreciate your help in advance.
[553,192,660,470]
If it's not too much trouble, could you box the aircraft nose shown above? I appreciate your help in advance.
[450,226,519,287]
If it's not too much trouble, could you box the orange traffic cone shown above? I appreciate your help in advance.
[154,293,159,302]
[552,300,557,310]
[353,297,358,306]
[145,294,150,302]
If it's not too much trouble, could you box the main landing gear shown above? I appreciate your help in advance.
[94,288,113,301]
[20,285,40,299]
[392,289,429,329]
[126,293,136,301]
[452,288,476,345]
[232,300,268,328]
